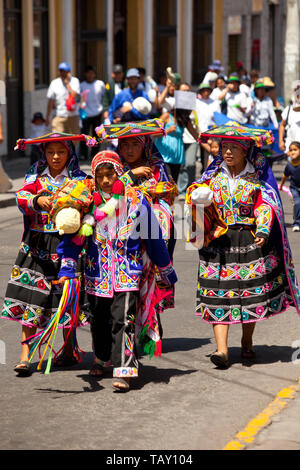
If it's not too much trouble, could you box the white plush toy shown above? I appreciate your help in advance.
[191,186,214,207]
[54,207,82,235]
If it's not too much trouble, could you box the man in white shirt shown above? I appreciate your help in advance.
[195,83,220,132]
[46,62,80,135]
[218,74,249,124]
[79,66,106,160]
[195,83,220,171]
[279,88,300,152]
[249,82,278,129]
[177,83,199,198]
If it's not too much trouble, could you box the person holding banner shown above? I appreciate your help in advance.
[155,90,200,183]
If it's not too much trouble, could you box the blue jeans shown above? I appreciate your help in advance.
[290,186,300,226]
[177,143,198,195]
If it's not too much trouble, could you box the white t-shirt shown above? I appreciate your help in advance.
[249,97,278,128]
[80,80,106,117]
[47,76,80,117]
[210,87,224,101]
[182,110,197,144]
[287,122,300,145]
[114,82,123,96]
[281,105,300,151]
[225,90,249,124]
[30,123,48,139]
[195,98,220,133]
[239,84,251,98]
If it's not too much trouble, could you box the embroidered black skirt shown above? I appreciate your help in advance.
[1,230,89,329]
[196,226,292,324]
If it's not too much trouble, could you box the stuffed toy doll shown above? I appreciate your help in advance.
[49,177,94,235]
[71,179,125,245]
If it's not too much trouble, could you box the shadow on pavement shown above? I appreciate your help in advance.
[228,344,297,367]
[132,364,198,390]
[161,337,211,354]
[35,377,104,396]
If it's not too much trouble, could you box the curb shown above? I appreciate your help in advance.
[223,378,300,450]
[0,195,16,209]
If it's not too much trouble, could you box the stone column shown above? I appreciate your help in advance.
[107,0,114,79]
[61,0,74,68]
[183,0,193,84]
[284,0,300,103]
[143,0,154,78]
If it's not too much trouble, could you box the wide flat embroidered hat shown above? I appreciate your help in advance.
[15,132,97,151]
[199,122,274,148]
[95,119,166,143]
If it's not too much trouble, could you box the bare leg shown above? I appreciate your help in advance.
[20,325,36,362]
[14,325,36,374]
[213,324,229,357]
[241,322,256,349]
[62,327,74,357]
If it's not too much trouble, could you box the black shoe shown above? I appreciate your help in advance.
[210,352,229,369]
[14,360,32,377]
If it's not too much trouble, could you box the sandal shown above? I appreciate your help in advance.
[210,351,229,369]
[112,377,130,392]
[241,347,256,361]
[14,360,32,377]
[89,363,105,377]
[54,353,78,367]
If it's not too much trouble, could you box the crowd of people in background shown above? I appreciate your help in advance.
[28,59,300,204]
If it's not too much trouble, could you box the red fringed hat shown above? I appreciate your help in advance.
[91,150,124,177]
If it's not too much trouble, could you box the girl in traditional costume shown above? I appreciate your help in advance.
[186,124,300,368]
[96,120,178,356]
[1,132,96,375]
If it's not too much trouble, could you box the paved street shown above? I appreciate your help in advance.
[1,159,300,450]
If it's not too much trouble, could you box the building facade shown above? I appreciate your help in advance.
[0,0,292,159]
[222,0,286,95]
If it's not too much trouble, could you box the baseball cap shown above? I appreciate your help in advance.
[198,82,212,91]
[113,64,123,73]
[58,62,71,72]
[126,68,140,78]
[32,112,45,123]
[254,80,265,89]
[209,60,224,71]
[228,74,240,83]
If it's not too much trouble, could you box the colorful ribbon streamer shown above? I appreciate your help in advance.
[23,279,82,374]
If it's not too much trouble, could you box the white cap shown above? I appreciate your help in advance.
[132,97,152,115]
